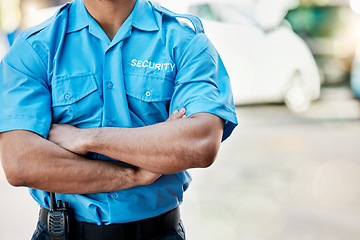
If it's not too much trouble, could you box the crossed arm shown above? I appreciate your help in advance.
[0,109,224,194]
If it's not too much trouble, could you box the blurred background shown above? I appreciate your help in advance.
[1,0,360,239]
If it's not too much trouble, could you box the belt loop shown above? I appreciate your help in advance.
[77,222,84,240]
[136,221,141,240]
[68,221,83,240]
[83,223,101,240]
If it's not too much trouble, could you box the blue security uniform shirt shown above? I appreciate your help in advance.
[0,0,237,224]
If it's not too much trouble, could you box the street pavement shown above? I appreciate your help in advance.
[181,86,360,240]
[2,86,360,239]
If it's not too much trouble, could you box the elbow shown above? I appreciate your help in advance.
[197,149,218,169]
[184,113,224,170]
[200,155,216,169]
[0,131,40,188]
[192,137,221,169]
[3,170,26,188]
[1,155,27,187]
[5,173,25,188]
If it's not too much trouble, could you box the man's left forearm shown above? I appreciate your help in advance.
[49,112,224,174]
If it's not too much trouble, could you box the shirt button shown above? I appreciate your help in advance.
[107,121,114,126]
[64,93,71,100]
[107,81,113,89]
[145,91,151,97]
[111,193,118,199]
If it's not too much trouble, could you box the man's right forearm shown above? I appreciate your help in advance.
[0,130,156,194]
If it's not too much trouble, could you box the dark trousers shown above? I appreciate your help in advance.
[31,217,186,240]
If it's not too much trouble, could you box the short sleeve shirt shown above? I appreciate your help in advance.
[0,0,238,224]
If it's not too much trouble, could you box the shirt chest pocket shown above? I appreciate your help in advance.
[124,73,174,102]
[124,73,175,124]
[51,73,103,126]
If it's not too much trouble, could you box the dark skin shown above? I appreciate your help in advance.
[83,0,137,41]
[0,110,186,194]
[48,111,224,175]
[0,0,225,194]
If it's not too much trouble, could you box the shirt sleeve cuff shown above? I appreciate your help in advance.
[0,117,50,139]
[182,99,238,142]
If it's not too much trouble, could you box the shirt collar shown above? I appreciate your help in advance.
[66,0,90,33]
[132,0,159,32]
[67,0,159,34]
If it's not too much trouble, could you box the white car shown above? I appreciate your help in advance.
[158,0,321,112]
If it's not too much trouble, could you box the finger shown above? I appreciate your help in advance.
[176,108,187,119]
[175,108,186,118]
[179,108,186,114]
[167,110,179,121]
[167,108,187,122]
[171,110,179,117]
[169,110,184,120]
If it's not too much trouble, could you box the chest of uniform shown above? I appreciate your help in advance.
[50,36,177,125]
[55,33,176,92]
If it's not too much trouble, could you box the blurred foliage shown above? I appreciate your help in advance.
[286,6,345,38]
[299,0,349,6]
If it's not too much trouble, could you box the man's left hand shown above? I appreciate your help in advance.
[48,124,88,155]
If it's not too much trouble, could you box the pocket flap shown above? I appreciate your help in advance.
[52,74,98,107]
[125,74,174,102]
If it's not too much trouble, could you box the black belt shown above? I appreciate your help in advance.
[39,206,180,240]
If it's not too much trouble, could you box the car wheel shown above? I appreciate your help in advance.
[284,71,311,112]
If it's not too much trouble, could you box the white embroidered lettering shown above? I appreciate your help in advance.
[142,60,149,68]
[170,63,176,71]
[130,59,176,71]
[163,63,169,71]
[154,64,161,70]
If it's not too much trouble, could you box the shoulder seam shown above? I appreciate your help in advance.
[153,5,204,34]
[23,38,48,80]
[177,33,212,72]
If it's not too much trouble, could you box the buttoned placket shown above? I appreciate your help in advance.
[101,17,133,128]
[102,36,134,210]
